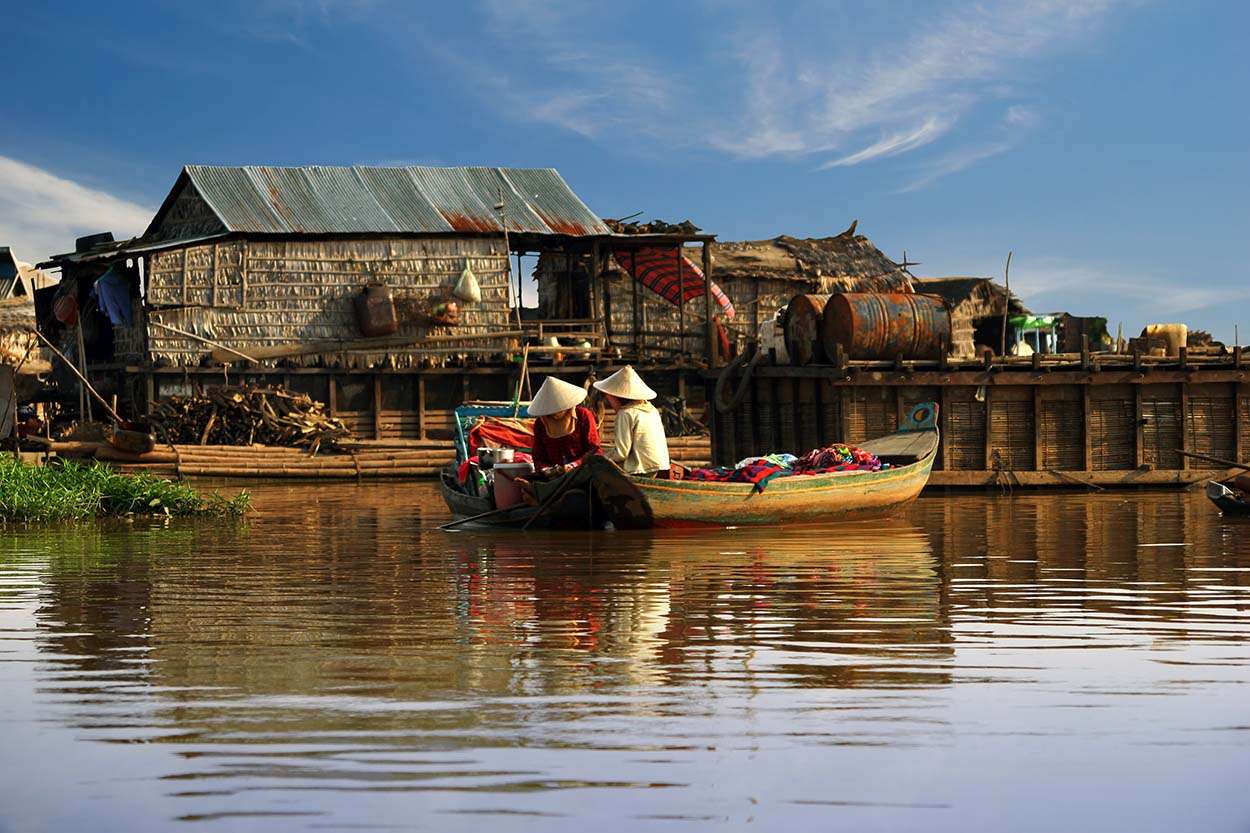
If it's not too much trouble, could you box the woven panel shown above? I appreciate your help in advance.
[1187,392,1235,460]
[1141,388,1182,469]
[795,378,821,452]
[988,390,1034,470]
[1040,398,1083,470]
[1241,391,1250,463]
[776,380,798,453]
[945,390,985,470]
[820,382,842,447]
[844,387,896,446]
[1089,393,1135,470]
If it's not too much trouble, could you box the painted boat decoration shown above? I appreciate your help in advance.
[634,401,939,528]
[439,401,939,530]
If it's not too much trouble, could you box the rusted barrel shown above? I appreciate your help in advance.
[784,294,828,365]
[821,293,950,361]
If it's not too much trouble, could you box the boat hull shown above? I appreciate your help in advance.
[634,448,936,528]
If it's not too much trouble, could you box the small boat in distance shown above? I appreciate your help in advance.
[439,401,939,530]
[1205,481,1250,518]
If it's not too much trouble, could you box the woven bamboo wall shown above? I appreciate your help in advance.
[144,237,511,367]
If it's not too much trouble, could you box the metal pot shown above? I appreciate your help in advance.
[477,447,515,468]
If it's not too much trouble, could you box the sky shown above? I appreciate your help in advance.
[2,0,1247,340]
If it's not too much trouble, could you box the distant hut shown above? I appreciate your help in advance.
[0,247,56,300]
[535,222,915,360]
[913,277,1028,358]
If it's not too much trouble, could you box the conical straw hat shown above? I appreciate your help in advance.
[592,365,657,401]
[528,376,587,417]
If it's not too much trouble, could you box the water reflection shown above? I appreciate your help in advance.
[4,485,1250,830]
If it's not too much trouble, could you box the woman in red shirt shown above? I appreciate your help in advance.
[528,376,601,478]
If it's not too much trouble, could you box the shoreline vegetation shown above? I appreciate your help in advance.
[0,459,250,522]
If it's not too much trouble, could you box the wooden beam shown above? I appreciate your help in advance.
[928,468,1232,488]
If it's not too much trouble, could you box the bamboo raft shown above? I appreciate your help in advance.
[49,435,712,479]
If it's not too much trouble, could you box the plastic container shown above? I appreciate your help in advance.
[354,285,398,337]
[492,461,534,509]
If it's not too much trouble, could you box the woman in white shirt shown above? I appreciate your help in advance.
[592,366,671,476]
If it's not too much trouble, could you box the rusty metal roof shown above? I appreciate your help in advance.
[145,165,611,240]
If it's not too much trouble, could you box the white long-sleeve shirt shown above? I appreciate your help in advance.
[607,401,670,474]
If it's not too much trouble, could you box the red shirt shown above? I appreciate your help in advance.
[531,406,601,471]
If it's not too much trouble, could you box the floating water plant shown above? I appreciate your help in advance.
[0,459,250,522]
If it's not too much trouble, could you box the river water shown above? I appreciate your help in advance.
[2,484,1249,831]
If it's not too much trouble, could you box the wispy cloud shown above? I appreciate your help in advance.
[820,116,953,169]
[897,105,1042,192]
[0,156,151,264]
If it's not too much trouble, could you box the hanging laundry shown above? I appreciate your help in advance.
[92,266,132,327]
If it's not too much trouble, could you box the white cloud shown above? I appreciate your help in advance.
[897,105,1044,192]
[0,156,151,264]
[444,0,1135,183]
[820,116,953,169]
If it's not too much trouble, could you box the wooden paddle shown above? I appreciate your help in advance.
[1175,449,1250,473]
[439,505,518,531]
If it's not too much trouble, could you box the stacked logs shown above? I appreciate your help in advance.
[149,385,350,451]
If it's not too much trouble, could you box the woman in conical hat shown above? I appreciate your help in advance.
[527,376,601,478]
[593,366,670,476]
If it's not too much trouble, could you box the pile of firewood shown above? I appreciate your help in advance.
[605,218,701,235]
[149,384,351,451]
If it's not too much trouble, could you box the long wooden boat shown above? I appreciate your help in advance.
[633,401,939,528]
[1205,481,1250,518]
[440,401,939,530]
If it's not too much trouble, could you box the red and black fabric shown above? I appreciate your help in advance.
[612,247,736,319]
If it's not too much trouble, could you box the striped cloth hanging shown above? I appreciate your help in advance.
[612,247,735,318]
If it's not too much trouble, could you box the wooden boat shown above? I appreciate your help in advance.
[1205,481,1250,517]
[440,401,939,530]
[632,401,940,528]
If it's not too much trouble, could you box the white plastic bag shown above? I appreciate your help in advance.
[454,264,481,303]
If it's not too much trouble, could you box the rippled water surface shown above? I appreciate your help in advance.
[3,483,1250,831]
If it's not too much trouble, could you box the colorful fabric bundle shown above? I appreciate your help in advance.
[683,443,884,493]
[795,444,882,473]
[685,459,791,493]
[611,247,736,318]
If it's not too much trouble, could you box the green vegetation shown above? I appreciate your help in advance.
[0,459,250,522]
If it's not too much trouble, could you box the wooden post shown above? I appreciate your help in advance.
[1180,381,1190,470]
[939,386,951,470]
[327,376,337,415]
[1134,384,1144,468]
[1179,345,1188,369]
[1034,386,1044,471]
[676,248,685,361]
[373,375,383,440]
[983,386,993,471]
[1081,333,1090,371]
[1082,385,1093,471]
[839,386,851,444]
[144,372,155,416]
[417,375,427,440]
[589,241,601,340]
[1235,345,1243,370]
[703,240,716,369]
[631,249,640,359]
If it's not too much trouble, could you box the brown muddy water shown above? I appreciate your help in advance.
[2,484,1250,832]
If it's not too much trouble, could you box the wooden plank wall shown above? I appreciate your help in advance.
[710,374,1249,476]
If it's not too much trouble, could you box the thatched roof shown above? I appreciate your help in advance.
[0,297,49,374]
[915,277,1028,318]
[703,226,914,293]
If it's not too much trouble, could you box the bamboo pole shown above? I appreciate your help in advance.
[33,329,122,423]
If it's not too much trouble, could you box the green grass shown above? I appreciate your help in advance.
[0,459,250,522]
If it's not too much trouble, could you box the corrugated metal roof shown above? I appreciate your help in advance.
[152,164,611,239]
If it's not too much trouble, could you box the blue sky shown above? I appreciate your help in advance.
[3,0,1247,339]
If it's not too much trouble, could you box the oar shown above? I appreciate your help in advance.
[1175,449,1250,473]
[439,505,517,531]
[521,470,579,531]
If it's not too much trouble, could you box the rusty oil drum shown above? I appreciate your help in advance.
[821,292,951,361]
[784,294,828,365]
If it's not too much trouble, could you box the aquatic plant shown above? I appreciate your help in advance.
[0,459,250,522]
